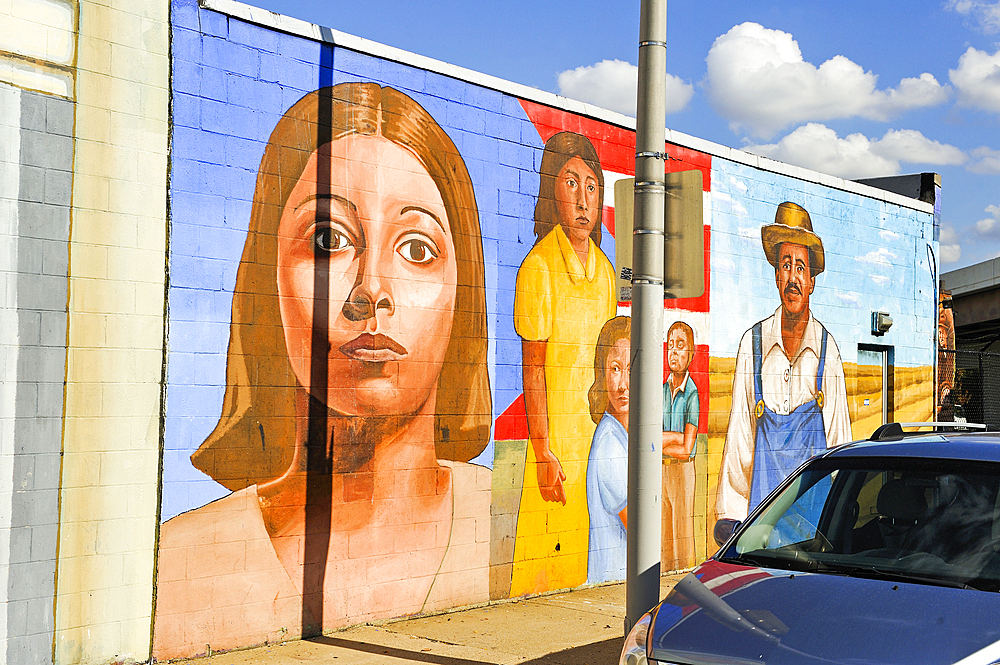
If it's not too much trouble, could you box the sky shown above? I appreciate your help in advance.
[245,0,1000,273]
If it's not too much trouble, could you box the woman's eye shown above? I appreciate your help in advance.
[397,238,438,264]
[313,227,350,254]
[587,183,596,193]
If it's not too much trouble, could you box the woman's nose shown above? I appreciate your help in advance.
[342,252,393,322]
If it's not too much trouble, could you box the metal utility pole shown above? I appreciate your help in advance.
[626,0,665,634]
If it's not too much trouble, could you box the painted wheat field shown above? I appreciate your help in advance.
[701,357,933,553]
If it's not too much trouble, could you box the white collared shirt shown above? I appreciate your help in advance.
[716,307,852,520]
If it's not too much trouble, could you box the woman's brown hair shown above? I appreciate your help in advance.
[533,131,604,247]
[588,316,631,424]
[191,83,492,491]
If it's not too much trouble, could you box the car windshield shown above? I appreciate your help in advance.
[719,456,1000,591]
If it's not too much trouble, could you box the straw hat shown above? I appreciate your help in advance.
[761,202,825,276]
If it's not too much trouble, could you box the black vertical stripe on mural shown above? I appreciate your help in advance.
[302,41,336,637]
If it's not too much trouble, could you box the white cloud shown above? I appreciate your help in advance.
[939,223,963,264]
[712,190,748,216]
[874,129,967,166]
[974,204,1000,237]
[556,59,693,117]
[744,123,966,179]
[946,0,1000,33]
[857,247,899,268]
[968,147,1000,173]
[949,46,1000,111]
[835,291,863,308]
[977,217,1000,233]
[705,22,950,138]
[879,230,901,242]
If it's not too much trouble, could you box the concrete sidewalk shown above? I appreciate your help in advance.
[172,574,685,665]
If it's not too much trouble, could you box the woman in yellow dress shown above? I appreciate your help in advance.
[510,131,616,595]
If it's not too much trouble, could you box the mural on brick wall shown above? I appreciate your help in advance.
[156,81,493,656]
[937,289,956,420]
[158,0,934,658]
[585,315,631,584]
[709,163,938,526]
[662,319,704,571]
[508,131,616,596]
[716,202,852,520]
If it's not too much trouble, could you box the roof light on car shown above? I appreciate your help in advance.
[869,422,989,441]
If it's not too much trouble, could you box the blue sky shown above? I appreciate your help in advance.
[247,0,1000,272]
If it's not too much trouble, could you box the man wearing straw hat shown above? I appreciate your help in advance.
[717,202,851,520]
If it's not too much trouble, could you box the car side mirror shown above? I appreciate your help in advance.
[714,518,740,547]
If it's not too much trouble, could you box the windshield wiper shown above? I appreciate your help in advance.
[719,551,819,573]
[816,563,972,589]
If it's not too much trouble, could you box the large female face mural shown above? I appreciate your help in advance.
[188,82,492,489]
[276,135,458,424]
[154,83,492,659]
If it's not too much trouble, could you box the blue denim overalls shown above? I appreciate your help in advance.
[747,321,828,512]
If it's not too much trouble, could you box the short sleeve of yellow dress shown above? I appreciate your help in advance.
[510,225,616,596]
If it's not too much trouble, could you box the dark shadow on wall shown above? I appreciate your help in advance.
[302,38,337,638]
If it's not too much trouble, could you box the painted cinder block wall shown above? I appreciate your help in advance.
[153,0,937,660]
[0,0,936,662]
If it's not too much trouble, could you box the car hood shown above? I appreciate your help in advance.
[649,559,1000,665]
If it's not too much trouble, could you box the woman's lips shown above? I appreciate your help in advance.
[339,333,408,362]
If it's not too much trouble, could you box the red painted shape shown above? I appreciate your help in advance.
[663,342,710,435]
[603,205,615,238]
[518,98,712,190]
[494,394,529,441]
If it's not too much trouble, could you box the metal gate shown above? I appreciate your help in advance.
[939,349,1000,427]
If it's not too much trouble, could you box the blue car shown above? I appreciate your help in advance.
[621,424,1000,665]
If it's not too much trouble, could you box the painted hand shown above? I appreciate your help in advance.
[535,448,567,504]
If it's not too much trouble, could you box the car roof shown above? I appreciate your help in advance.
[823,432,1000,463]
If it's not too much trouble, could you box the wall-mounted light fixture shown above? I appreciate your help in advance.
[872,311,893,336]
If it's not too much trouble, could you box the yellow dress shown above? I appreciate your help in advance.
[510,225,616,595]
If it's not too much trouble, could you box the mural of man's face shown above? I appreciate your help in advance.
[775,242,815,318]
[666,326,693,376]
[553,155,600,247]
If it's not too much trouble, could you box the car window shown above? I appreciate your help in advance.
[764,475,833,549]
[721,457,1000,591]
[853,471,883,530]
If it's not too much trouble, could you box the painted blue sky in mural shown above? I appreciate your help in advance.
[709,160,936,365]
[246,0,999,272]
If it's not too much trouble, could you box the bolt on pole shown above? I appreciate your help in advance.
[625,0,666,635]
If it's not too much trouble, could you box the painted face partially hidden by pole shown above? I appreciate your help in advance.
[553,155,600,250]
[604,338,630,425]
[775,242,815,318]
[276,134,458,419]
